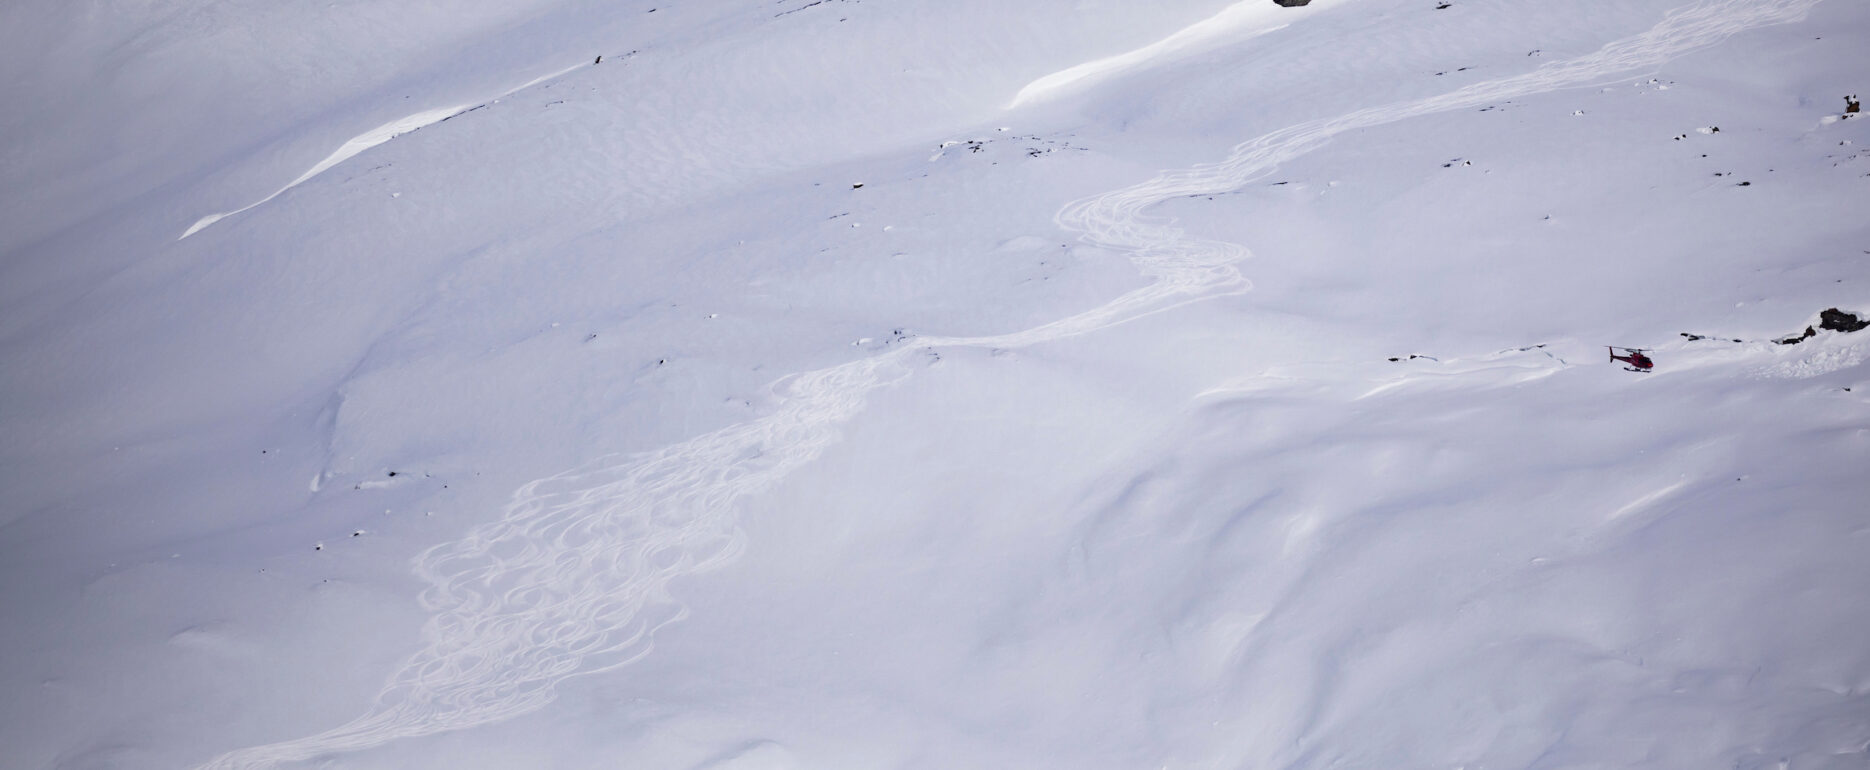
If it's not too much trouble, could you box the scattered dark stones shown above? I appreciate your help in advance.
[774,0,855,19]
[935,133,1084,161]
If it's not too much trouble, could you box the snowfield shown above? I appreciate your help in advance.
[2,0,1867,768]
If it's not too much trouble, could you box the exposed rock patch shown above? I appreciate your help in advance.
[1776,307,1867,344]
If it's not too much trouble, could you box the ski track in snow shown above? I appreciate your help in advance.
[197,1,1822,765]
[179,63,585,241]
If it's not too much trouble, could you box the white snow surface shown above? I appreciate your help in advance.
[1010,1,1295,108]
[3,0,1869,768]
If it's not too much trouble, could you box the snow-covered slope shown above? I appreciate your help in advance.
[2,1,1867,768]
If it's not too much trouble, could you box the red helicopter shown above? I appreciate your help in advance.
[1608,346,1653,372]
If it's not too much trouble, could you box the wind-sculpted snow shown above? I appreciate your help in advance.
[197,0,1822,765]
[1010,1,1292,108]
[179,63,586,241]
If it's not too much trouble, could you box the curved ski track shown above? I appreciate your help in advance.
[199,1,1821,765]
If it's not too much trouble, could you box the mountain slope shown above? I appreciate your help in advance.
[2,1,1867,768]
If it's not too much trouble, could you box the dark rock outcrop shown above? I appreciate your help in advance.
[1778,326,1817,345]
[1776,308,1866,344]
[1820,308,1868,333]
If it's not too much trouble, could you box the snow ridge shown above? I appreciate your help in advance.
[179,63,585,241]
[196,0,1822,765]
[1010,1,1293,108]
